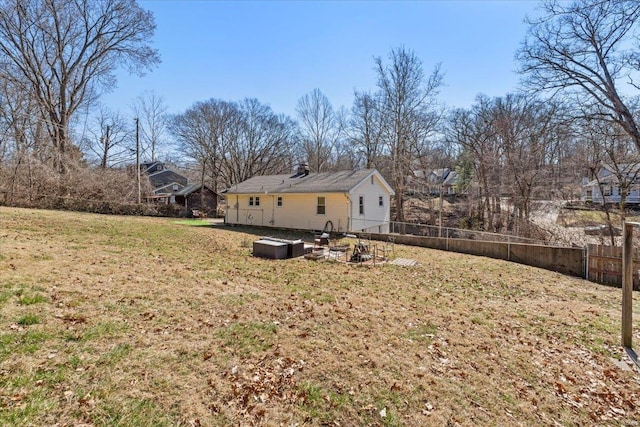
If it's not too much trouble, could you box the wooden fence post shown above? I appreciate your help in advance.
[622,221,634,348]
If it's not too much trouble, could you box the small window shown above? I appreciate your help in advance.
[359,196,364,215]
[249,196,254,206]
[379,196,384,207]
[255,196,260,206]
[371,176,374,185]
[277,196,283,207]
[317,196,326,215]
[172,184,178,191]
[603,186,612,196]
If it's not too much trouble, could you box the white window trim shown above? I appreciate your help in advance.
[316,196,326,215]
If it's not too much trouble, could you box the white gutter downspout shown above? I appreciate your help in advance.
[347,194,352,232]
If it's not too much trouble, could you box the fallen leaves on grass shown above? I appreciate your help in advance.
[218,355,305,422]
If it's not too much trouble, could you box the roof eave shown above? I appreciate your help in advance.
[348,170,395,196]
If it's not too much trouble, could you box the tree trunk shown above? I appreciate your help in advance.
[200,159,206,215]
[395,191,405,223]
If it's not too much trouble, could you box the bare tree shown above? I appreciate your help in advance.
[331,106,358,170]
[540,111,581,201]
[517,0,640,151]
[449,93,562,235]
[495,95,556,221]
[0,76,44,203]
[133,90,168,162]
[296,89,341,172]
[375,47,443,223]
[350,90,384,169]
[0,0,159,174]
[448,95,502,230]
[80,106,133,168]
[168,99,234,192]
[220,98,295,184]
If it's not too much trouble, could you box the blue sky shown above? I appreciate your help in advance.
[101,0,540,118]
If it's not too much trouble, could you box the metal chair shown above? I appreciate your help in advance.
[379,235,395,260]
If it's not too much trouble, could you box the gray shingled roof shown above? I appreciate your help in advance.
[224,169,387,194]
[174,183,202,196]
[583,163,640,187]
[146,169,188,189]
[443,170,458,186]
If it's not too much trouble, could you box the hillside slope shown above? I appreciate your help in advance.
[0,207,639,426]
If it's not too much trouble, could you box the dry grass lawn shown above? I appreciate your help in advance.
[1,207,639,426]
[557,208,625,228]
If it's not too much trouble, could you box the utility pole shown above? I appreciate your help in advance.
[135,118,141,204]
[101,125,110,169]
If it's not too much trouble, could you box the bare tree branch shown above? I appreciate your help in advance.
[0,0,159,173]
[517,0,640,150]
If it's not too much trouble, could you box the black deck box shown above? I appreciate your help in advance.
[287,240,304,258]
[253,239,288,259]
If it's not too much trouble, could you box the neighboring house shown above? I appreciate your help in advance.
[223,166,395,233]
[442,170,458,195]
[427,168,450,185]
[409,169,429,183]
[142,161,188,203]
[582,164,640,205]
[408,168,456,195]
[174,184,218,217]
[406,169,429,194]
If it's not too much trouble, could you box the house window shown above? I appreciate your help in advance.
[379,196,384,207]
[172,184,178,191]
[604,186,612,197]
[255,196,260,206]
[371,176,374,185]
[277,196,283,207]
[317,197,326,215]
[249,196,255,206]
[359,196,365,215]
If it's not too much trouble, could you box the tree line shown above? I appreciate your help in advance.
[1,0,640,236]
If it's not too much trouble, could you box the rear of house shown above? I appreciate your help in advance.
[174,184,218,217]
[142,161,189,204]
[224,168,394,233]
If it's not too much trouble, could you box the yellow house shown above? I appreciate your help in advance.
[223,169,395,233]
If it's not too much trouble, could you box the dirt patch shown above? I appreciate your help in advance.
[404,195,459,226]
